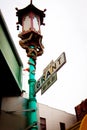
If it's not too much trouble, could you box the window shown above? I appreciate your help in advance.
[40,117,46,130]
[60,122,65,130]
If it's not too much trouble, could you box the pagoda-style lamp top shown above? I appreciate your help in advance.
[16,2,46,58]
[16,2,46,34]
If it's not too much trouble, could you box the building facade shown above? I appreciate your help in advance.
[1,97,27,130]
[0,11,23,98]
[0,11,25,130]
[67,98,87,130]
[38,103,76,130]
[75,99,87,121]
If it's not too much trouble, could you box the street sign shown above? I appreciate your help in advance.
[43,52,66,74]
[35,52,66,94]
[41,72,57,95]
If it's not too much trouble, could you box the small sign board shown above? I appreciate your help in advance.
[41,72,57,95]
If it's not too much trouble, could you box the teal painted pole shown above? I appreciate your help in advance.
[27,47,38,129]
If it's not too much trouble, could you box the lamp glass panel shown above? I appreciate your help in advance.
[23,16,31,31]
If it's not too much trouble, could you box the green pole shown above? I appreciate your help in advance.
[27,47,38,130]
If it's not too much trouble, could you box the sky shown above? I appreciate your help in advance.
[0,0,87,114]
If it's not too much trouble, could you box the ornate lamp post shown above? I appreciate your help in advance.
[16,0,46,129]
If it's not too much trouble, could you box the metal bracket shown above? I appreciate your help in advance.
[24,122,38,130]
[3,109,36,114]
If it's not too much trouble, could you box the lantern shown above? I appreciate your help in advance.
[16,1,46,59]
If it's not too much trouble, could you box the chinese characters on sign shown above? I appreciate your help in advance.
[41,72,57,94]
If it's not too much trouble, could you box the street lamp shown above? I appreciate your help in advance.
[16,0,46,129]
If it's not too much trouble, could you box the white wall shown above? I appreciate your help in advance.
[38,103,76,130]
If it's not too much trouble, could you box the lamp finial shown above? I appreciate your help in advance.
[30,0,32,4]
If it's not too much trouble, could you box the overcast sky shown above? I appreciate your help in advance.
[0,0,87,114]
